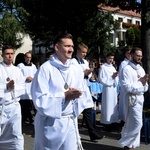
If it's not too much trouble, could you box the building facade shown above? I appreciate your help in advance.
[98,4,141,47]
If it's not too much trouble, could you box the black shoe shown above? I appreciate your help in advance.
[103,126,112,132]
[90,134,104,141]
[103,124,114,132]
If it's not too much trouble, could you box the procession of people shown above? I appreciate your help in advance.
[0,33,149,150]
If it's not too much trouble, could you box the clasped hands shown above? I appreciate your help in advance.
[84,68,93,76]
[6,80,15,90]
[26,76,33,82]
[112,72,118,79]
[65,88,82,101]
[139,74,149,86]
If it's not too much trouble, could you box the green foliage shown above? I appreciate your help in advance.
[0,0,29,49]
[83,10,115,57]
[0,12,24,48]
[20,0,100,41]
[126,26,141,48]
[0,0,142,54]
[126,27,135,47]
[132,26,141,47]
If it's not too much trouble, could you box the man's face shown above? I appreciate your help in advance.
[125,51,131,60]
[25,53,32,64]
[2,49,14,65]
[106,56,114,64]
[77,46,87,59]
[132,50,142,65]
[55,38,74,64]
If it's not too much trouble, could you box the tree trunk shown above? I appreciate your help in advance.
[142,0,150,74]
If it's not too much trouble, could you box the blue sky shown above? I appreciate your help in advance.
[137,0,141,3]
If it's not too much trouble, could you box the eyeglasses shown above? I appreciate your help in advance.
[135,55,143,58]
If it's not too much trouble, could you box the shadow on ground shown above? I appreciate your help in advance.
[22,123,34,138]
[22,116,149,150]
[82,142,122,150]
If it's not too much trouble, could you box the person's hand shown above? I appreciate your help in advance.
[26,76,33,82]
[139,74,149,86]
[84,68,93,76]
[112,72,118,79]
[7,80,14,90]
[65,88,82,101]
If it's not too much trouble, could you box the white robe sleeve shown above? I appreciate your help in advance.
[98,66,118,87]
[0,65,8,98]
[0,65,25,100]
[0,85,6,99]
[31,67,65,118]
[71,59,94,116]
[122,66,148,94]
[14,68,26,98]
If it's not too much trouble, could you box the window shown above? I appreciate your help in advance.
[127,19,132,23]
[109,33,114,43]
[118,17,123,22]
[136,21,140,25]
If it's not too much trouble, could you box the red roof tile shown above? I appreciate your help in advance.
[98,4,141,18]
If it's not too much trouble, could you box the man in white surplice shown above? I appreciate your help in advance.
[31,33,93,150]
[118,47,131,126]
[0,45,25,150]
[17,52,37,124]
[118,47,149,150]
[98,52,119,131]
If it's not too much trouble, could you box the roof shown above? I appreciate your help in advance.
[98,4,141,18]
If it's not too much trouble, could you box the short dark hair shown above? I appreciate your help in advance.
[14,53,25,66]
[2,45,14,53]
[130,47,142,55]
[123,46,131,56]
[106,52,115,58]
[53,33,73,46]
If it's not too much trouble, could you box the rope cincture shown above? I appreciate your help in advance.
[129,94,138,107]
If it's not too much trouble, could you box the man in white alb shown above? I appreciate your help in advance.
[118,47,149,150]
[98,52,119,131]
[31,33,93,150]
[0,45,25,150]
[17,52,37,124]
[118,47,131,126]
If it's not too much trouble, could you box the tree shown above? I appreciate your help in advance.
[83,10,115,56]
[126,27,136,47]
[20,0,119,58]
[0,0,142,54]
[141,0,150,74]
[0,0,29,49]
[132,26,141,47]
[20,0,100,41]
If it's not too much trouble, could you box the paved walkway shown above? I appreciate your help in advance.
[23,115,150,150]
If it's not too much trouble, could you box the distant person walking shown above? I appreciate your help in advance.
[0,45,25,150]
[98,52,119,131]
[118,47,149,150]
[17,52,37,124]
[118,47,131,126]
[73,43,104,141]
